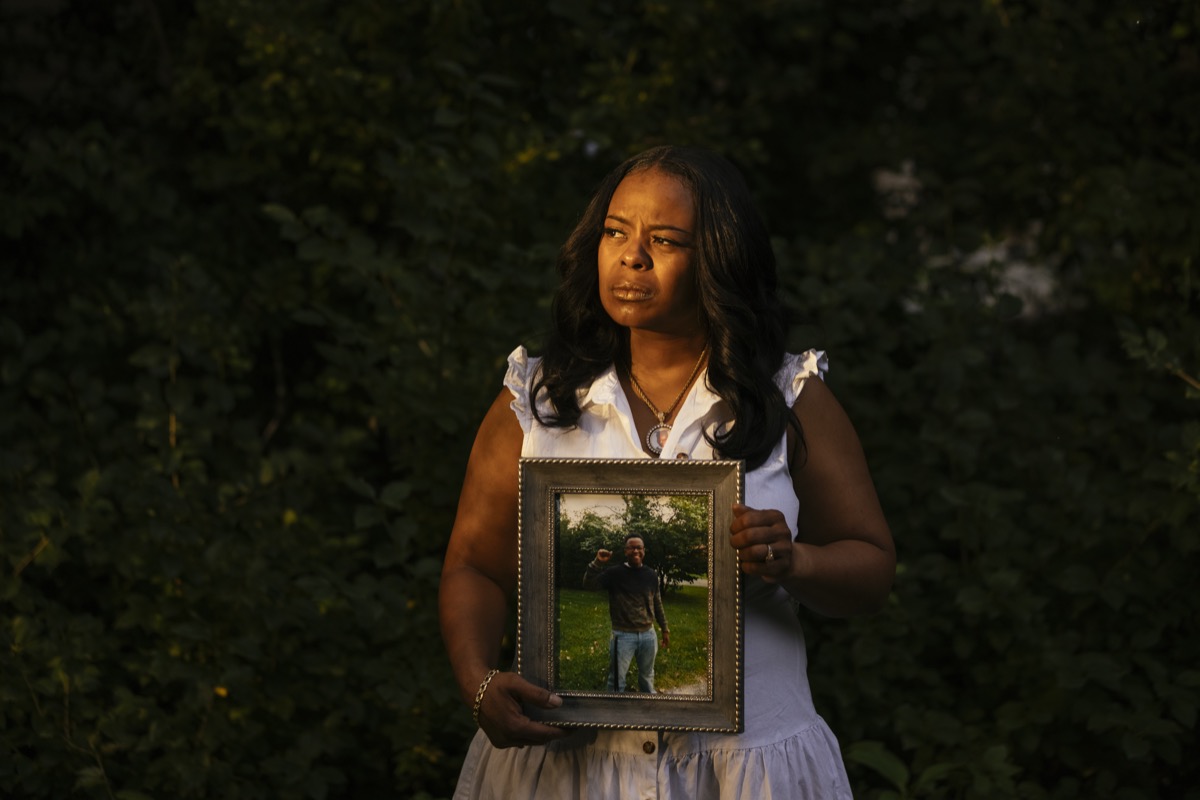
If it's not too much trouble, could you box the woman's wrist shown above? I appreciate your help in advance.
[472,668,501,725]
[786,540,813,582]
[454,658,500,707]
[774,540,813,598]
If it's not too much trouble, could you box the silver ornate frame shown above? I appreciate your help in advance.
[517,457,744,732]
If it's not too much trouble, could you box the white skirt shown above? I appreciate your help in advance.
[453,584,852,800]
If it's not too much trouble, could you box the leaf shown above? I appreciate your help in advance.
[1057,564,1097,593]
[73,766,106,790]
[913,762,959,793]
[344,477,375,499]
[845,740,910,793]
[354,505,384,530]
[262,203,298,225]
[379,481,412,511]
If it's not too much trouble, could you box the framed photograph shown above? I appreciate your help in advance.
[517,457,744,733]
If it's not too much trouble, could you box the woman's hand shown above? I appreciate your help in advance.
[730,502,797,583]
[725,378,896,615]
[475,671,566,749]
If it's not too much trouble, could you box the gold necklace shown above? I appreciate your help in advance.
[628,346,708,456]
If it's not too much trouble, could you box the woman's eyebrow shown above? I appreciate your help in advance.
[604,213,692,236]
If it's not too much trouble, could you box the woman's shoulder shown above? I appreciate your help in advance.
[504,345,541,385]
[503,345,544,434]
[775,349,828,407]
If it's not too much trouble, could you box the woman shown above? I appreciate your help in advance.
[439,146,894,799]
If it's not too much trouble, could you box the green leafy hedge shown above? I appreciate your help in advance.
[3,1,1196,798]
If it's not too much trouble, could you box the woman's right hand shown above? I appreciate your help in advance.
[595,548,613,563]
[475,671,566,749]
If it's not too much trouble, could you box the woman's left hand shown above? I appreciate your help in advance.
[730,502,797,583]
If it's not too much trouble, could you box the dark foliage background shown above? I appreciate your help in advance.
[2,1,1196,798]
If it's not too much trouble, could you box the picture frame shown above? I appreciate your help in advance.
[517,457,744,733]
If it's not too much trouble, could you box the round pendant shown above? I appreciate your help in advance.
[646,423,671,456]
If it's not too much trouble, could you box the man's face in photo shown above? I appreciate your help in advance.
[625,537,645,567]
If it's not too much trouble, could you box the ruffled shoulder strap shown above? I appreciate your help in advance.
[777,349,829,407]
[503,346,543,434]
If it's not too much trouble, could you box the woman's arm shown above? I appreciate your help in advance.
[730,377,895,616]
[438,389,564,747]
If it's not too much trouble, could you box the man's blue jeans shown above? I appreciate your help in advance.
[608,629,657,693]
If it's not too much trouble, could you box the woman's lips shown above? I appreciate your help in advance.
[612,283,653,301]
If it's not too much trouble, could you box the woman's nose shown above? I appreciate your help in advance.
[621,239,651,270]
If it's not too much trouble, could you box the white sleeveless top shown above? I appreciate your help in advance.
[452,347,852,800]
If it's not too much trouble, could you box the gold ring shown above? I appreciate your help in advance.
[765,544,775,562]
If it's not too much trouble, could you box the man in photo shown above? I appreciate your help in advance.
[583,534,670,693]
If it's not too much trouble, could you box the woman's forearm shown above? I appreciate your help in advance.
[779,537,895,618]
[439,565,511,705]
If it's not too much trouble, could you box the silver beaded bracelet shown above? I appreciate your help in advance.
[472,668,501,726]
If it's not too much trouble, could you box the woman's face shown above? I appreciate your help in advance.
[597,168,702,337]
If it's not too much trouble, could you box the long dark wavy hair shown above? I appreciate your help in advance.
[532,145,798,470]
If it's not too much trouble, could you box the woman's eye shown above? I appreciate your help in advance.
[603,227,625,239]
[652,236,678,248]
